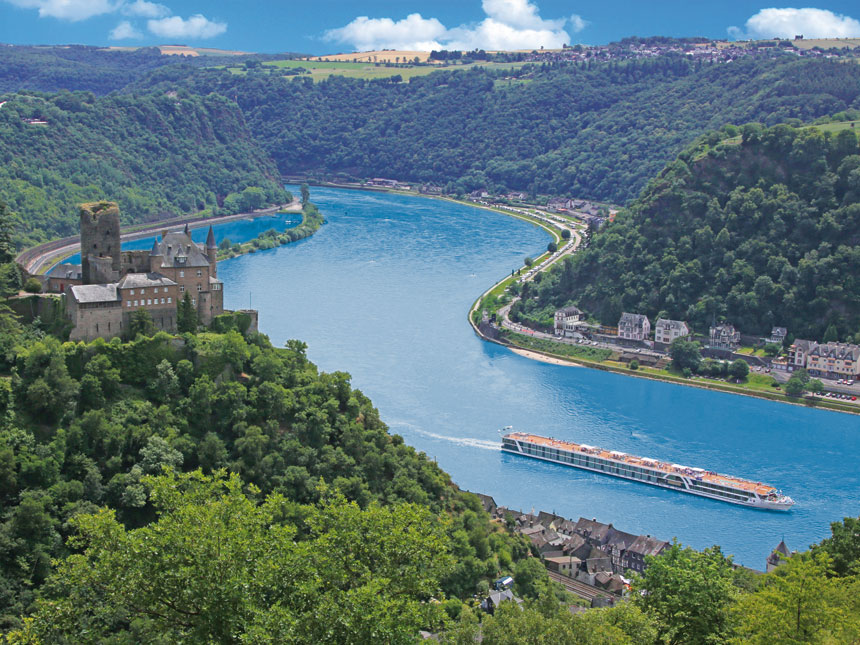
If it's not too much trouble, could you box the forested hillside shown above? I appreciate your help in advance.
[0,90,288,247]
[0,45,173,96]
[515,121,860,340]
[139,56,860,205]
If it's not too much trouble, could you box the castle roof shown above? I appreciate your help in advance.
[48,263,82,280]
[206,225,216,248]
[153,231,211,269]
[116,272,176,289]
[70,283,118,304]
[150,238,162,256]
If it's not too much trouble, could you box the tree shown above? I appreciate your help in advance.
[808,379,824,395]
[547,242,557,253]
[763,343,781,357]
[524,257,533,267]
[669,338,701,373]
[728,359,750,381]
[814,515,860,577]
[177,292,198,334]
[784,377,806,397]
[633,542,737,645]
[300,183,310,206]
[14,471,452,644]
[731,552,860,644]
[129,309,155,337]
[822,324,839,343]
[22,278,41,293]
[561,229,571,240]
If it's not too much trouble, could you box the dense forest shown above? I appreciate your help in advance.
[136,56,860,204]
[2,49,860,249]
[514,121,860,340]
[0,89,288,247]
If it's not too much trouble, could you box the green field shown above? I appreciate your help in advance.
[221,59,528,82]
[809,120,859,134]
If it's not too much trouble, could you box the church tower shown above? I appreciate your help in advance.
[80,201,120,284]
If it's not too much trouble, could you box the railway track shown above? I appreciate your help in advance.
[547,570,615,601]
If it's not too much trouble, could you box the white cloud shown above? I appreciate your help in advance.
[324,0,585,51]
[109,19,142,38]
[728,7,860,40]
[3,0,117,21]
[121,0,167,18]
[325,14,447,51]
[147,13,227,39]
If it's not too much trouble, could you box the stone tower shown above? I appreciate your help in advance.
[80,201,121,284]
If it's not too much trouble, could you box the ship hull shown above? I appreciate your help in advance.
[501,442,793,511]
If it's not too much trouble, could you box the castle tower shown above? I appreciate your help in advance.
[80,201,120,284]
[206,225,217,278]
[149,237,163,273]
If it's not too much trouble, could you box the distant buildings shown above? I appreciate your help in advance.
[788,340,860,379]
[766,540,791,573]
[654,319,689,345]
[554,305,584,336]
[618,312,650,342]
[766,327,788,345]
[709,324,741,350]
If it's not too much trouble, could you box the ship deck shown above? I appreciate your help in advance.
[506,432,777,496]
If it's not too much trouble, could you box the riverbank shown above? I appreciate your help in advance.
[215,201,324,262]
[17,199,301,276]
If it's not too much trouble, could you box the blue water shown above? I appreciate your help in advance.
[56,211,302,266]
[213,186,856,567]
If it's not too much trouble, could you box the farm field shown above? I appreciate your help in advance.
[222,58,528,82]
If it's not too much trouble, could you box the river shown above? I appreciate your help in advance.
[81,185,860,568]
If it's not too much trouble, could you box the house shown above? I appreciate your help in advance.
[622,535,668,574]
[545,556,580,576]
[574,517,614,546]
[766,540,791,573]
[766,327,788,345]
[805,342,860,379]
[45,262,83,293]
[787,339,814,371]
[618,313,650,342]
[480,589,523,614]
[709,324,741,350]
[603,529,638,572]
[554,305,584,336]
[473,493,497,515]
[654,319,689,345]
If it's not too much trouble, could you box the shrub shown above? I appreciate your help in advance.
[23,277,42,293]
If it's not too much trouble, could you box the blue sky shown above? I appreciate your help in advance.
[2,1,860,54]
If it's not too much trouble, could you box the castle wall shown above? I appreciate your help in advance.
[68,300,123,342]
[120,250,152,275]
[86,255,119,284]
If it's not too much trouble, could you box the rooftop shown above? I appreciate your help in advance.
[70,283,118,304]
[117,272,177,289]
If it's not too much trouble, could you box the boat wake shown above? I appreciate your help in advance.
[389,421,501,451]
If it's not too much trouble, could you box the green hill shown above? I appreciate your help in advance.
[141,56,860,205]
[515,119,860,340]
[0,90,288,247]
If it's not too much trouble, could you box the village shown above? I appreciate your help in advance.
[466,492,792,614]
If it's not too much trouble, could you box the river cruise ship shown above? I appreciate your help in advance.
[501,431,794,511]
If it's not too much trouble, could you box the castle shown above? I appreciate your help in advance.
[65,202,224,341]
